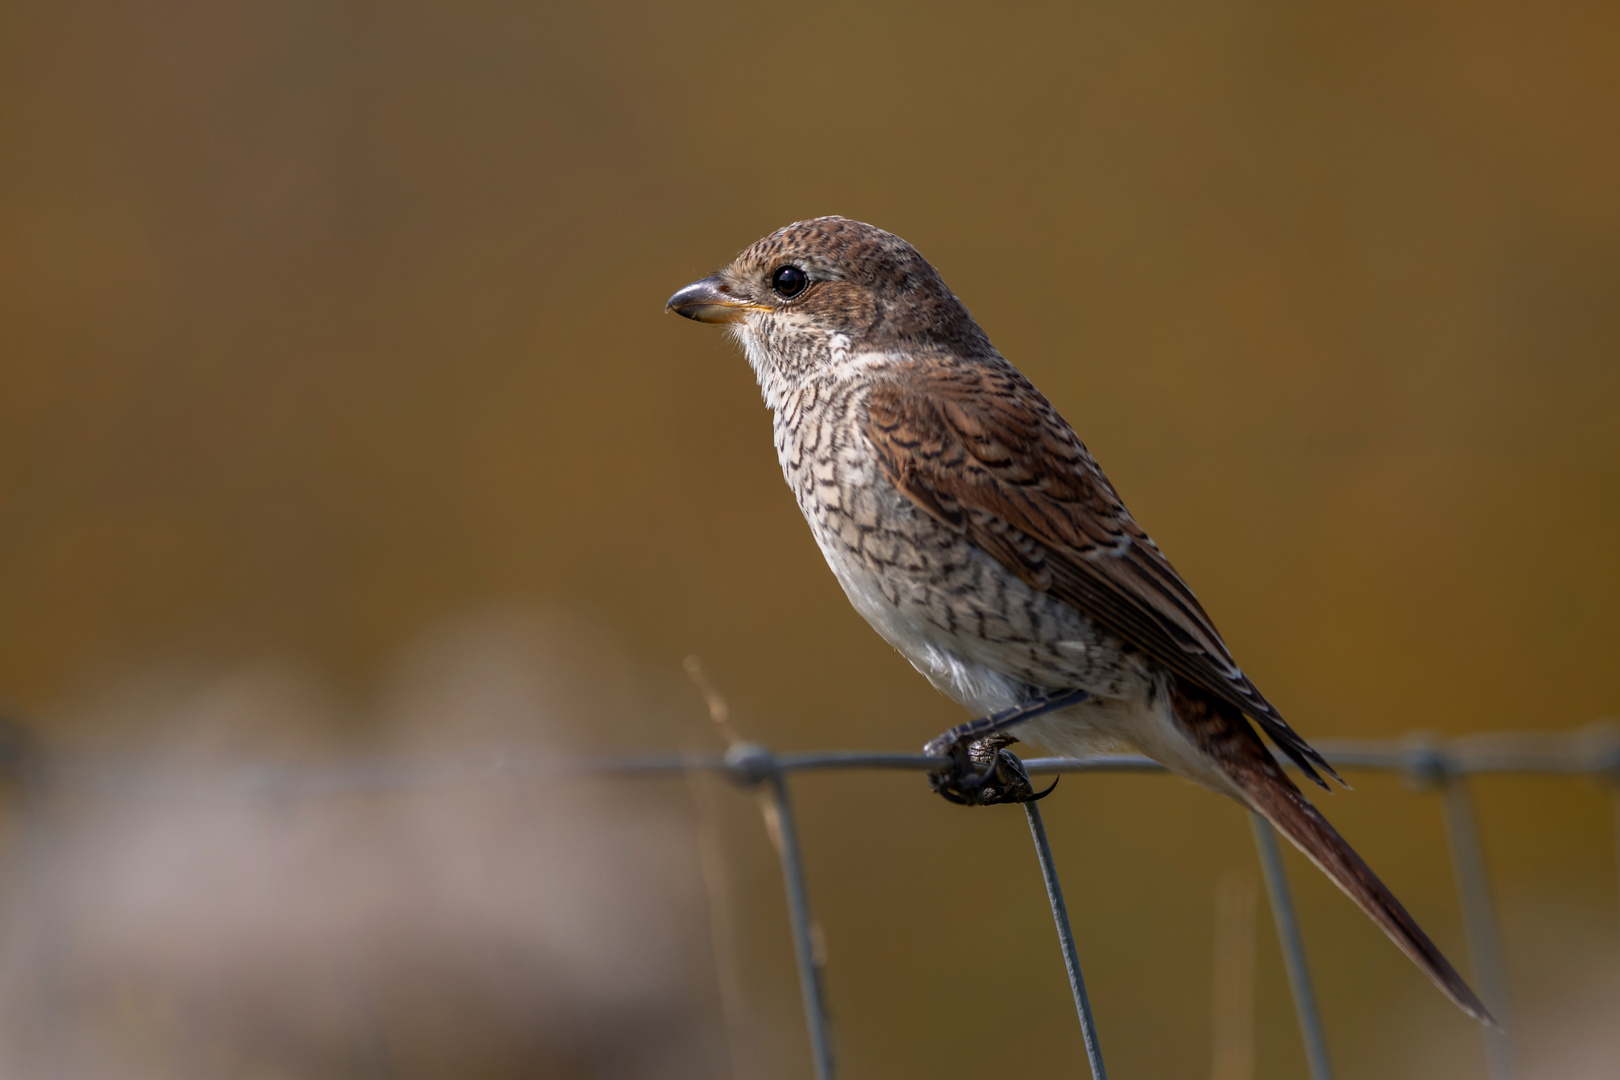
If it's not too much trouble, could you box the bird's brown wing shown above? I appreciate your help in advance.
[862,360,1339,787]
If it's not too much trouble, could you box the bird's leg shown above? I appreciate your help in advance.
[923,689,1088,806]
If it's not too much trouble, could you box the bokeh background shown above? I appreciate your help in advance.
[2,0,1618,1077]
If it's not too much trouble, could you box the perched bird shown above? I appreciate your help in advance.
[666,216,1492,1024]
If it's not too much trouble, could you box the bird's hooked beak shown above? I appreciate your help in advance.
[664,276,760,324]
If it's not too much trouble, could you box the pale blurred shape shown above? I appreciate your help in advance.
[0,614,721,1079]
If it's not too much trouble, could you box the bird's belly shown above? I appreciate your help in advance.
[820,535,1217,773]
[795,468,1150,714]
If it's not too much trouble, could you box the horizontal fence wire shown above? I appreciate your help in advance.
[22,725,1620,796]
[2,722,1617,1079]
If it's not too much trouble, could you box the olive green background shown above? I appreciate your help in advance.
[2,0,1617,1077]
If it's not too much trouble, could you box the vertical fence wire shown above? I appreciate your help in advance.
[1438,775,1514,1080]
[1250,814,1334,1080]
[1024,800,1108,1080]
[762,765,835,1080]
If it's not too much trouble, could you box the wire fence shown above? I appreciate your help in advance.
[4,720,1619,1079]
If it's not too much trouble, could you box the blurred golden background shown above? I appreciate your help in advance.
[1,0,1617,1077]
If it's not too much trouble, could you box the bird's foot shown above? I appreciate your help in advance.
[922,690,1087,806]
[923,732,1057,806]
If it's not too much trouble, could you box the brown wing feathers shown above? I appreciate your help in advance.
[863,364,1340,787]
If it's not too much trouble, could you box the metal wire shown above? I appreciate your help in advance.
[1025,799,1108,1080]
[1438,775,1514,1080]
[40,723,1615,792]
[712,742,836,1078]
[4,722,1617,1079]
[760,760,835,1080]
[1250,814,1334,1080]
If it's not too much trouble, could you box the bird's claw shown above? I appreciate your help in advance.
[924,732,1054,806]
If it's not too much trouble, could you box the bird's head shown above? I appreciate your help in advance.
[665,217,990,387]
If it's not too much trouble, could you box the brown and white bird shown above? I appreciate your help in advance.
[666,216,1492,1024]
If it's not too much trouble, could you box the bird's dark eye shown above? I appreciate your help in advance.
[771,265,809,299]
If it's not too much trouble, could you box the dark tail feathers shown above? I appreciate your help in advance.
[1171,680,1497,1027]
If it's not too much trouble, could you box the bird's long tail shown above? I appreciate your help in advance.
[1170,682,1497,1027]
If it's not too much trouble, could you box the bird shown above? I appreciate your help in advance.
[665,215,1492,1025]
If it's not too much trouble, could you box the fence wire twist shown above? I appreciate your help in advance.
[7,722,1620,1079]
